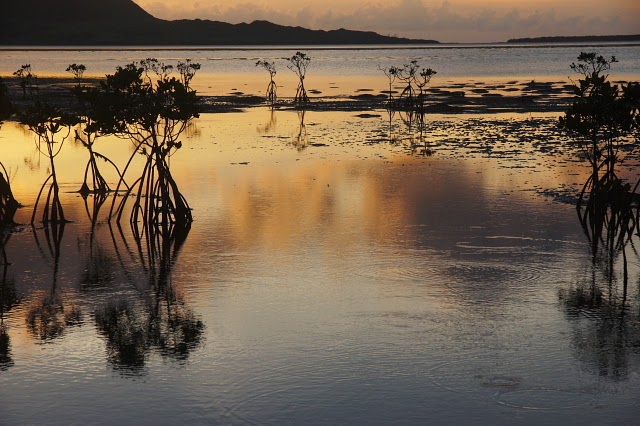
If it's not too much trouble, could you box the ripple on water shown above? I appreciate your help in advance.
[450,235,578,286]
[492,387,595,411]
[426,358,522,395]
[427,354,598,412]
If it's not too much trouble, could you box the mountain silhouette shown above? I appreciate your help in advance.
[0,0,438,45]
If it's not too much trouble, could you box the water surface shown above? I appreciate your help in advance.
[0,109,639,424]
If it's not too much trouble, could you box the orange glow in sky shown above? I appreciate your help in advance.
[133,0,640,43]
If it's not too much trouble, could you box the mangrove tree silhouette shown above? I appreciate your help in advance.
[287,52,310,103]
[256,60,278,105]
[20,101,79,224]
[13,64,37,100]
[560,53,640,278]
[82,59,200,233]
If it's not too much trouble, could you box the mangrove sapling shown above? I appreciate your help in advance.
[414,67,437,125]
[66,63,86,80]
[13,64,37,100]
[20,101,79,224]
[397,61,420,110]
[256,60,278,104]
[380,65,400,107]
[177,59,200,90]
[287,52,310,103]
[379,67,401,143]
[85,60,200,232]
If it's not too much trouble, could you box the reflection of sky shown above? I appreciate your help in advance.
[1,110,639,424]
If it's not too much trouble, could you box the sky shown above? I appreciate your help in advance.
[132,0,640,43]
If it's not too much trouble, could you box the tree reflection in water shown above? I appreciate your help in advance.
[559,264,640,381]
[559,172,640,381]
[292,108,308,151]
[0,232,19,370]
[26,223,83,342]
[94,222,204,375]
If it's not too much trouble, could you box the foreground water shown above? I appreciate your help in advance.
[0,109,639,424]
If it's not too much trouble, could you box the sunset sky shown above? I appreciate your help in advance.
[133,0,639,43]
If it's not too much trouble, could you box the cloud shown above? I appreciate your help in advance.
[133,0,639,42]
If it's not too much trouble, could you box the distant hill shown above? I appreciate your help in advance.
[508,34,640,43]
[0,0,438,46]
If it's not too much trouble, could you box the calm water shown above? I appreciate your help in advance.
[1,44,640,424]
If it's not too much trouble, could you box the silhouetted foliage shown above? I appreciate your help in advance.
[388,60,437,115]
[397,60,419,110]
[415,67,437,120]
[13,64,37,99]
[176,59,200,90]
[83,59,200,232]
[256,60,277,104]
[287,52,310,103]
[66,63,86,83]
[381,61,436,144]
[379,65,400,106]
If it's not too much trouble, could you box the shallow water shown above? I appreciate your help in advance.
[0,109,639,424]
